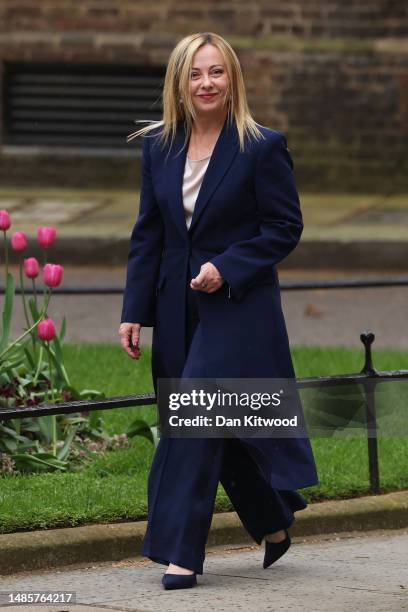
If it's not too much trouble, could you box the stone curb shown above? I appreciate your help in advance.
[23,237,408,270]
[0,490,407,576]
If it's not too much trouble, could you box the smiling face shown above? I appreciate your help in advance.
[189,44,229,117]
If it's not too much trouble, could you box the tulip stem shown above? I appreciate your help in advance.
[30,278,39,352]
[33,344,43,385]
[2,229,9,278]
[40,288,52,317]
[45,341,57,456]
[32,278,38,309]
[52,414,57,457]
[41,250,47,306]
[19,257,31,330]
[45,287,51,310]
[46,342,71,387]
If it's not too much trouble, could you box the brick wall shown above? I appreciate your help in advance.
[0,0,407,191]
[1,1,407,39]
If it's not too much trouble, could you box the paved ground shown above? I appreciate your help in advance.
[1,188,407,241]
[1,189,408,269]
[0,529,406,611]
[2,187,408,350]
[8,265,408,351]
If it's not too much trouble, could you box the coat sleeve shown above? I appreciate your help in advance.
[209,132,303,301]
[120,135,164,325]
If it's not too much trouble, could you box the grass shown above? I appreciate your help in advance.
[0,343,407,534]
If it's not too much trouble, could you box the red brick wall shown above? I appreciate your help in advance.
[0,0,407,191]
[1,1,407,38]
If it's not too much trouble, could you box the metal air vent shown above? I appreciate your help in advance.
[2,62,164,150]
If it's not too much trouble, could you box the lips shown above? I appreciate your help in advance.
[199,93,217,100]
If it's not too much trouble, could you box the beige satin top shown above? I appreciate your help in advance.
[182,154,211,229]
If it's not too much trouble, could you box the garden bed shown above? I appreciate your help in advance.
[1,343,407,534]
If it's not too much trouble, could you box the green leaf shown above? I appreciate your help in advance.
[11,441,39,452]
[36,415,54,444]
[56,428,76,461]
[0,422,30,442]
[28,297,41,323]
[63,415,88,427]
[52,335,71,387]
[0,272,15,353]
[0,438,18,452]
[12,452,68,472]
[0,372,11,385]
[126,418,156,445]
[89,410,103,429]
[150,425,160,448]
[20,420,41,433]
[23,346,36,369]
[79,389,105,399]
[8,355,26,373]
[9,418,21,435]
[45,344,67,387]
[52,334,64,369]
[59,317,66,342]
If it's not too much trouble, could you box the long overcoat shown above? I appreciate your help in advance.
[121,115,319,491]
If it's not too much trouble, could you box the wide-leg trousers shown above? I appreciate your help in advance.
[142,276,309,575]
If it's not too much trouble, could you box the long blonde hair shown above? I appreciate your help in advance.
[126,32,265,153]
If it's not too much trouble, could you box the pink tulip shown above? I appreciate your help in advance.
[37,319,56,341]
[37,226,57,248]
[43,263,64,288]
[24,257,40,279]
[11,231,28,252]
[0,210,11,231]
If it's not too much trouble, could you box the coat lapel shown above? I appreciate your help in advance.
[165,115,240,238]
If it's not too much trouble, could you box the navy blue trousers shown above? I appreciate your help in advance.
[142,277,308,574]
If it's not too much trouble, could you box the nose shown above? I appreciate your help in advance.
[202,73,213,88]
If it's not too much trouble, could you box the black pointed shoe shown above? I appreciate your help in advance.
[263,528,291,569]
[162,572,197,590]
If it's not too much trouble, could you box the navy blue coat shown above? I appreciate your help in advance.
[121,115,319,491]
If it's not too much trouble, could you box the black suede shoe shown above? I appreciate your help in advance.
[263,528,291,569]
[162,572,197,590]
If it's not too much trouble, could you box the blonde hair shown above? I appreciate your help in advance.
[126,32,265,153]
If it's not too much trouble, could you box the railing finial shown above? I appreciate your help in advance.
[360,331,378,376]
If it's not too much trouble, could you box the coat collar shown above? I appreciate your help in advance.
[165,114,240,237]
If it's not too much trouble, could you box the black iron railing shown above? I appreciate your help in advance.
[2,275,408,295]
[1,331,407,494]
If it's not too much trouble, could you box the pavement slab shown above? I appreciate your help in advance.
[6,265,408,350]
[0,529,406,612]
[1,190,408,266]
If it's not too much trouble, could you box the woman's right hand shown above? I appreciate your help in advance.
[119,322,142,359]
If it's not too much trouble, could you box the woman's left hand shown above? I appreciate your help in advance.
[190,262,224,293]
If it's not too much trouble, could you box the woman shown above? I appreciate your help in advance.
[119,32,319,590]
